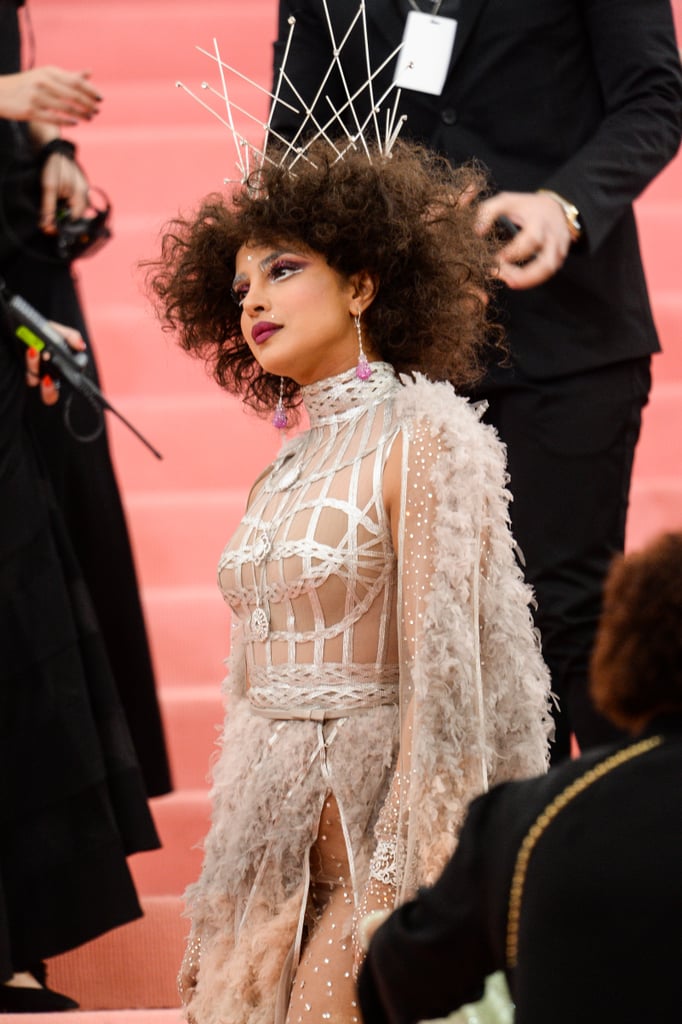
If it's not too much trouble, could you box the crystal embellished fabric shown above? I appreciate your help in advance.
[180,365,552,1024]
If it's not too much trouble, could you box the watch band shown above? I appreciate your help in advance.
[537,188,582,243]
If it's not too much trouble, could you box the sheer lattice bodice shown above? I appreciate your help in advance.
[218,364,402,718]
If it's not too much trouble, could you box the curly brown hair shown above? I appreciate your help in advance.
[590,532,682,731]
[146,138,501,417]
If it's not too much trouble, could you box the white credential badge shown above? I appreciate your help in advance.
[393,12,458,96]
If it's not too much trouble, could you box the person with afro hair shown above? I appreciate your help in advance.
[148,138,552,1024]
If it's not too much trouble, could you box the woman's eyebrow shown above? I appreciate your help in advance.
[233,248,302,289]
[261,249,285,267]
[233,250,285,285]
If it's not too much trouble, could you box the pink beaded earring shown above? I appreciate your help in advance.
[354,311,372,381]
[272,377,288,429]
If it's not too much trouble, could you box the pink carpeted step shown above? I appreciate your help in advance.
[129,791,210,897]
[77,79,267,131]
[103,395,279,494]
[638,203,682,293]
[69,128,241,231]
[123,489,250,588]
[652,295,682,379]
[636,146,682,204]
[73,301,216,401]
[632,382,682,477]
[627,478,682,550]
[142,585,230,688]
[133,490,232,587]
[45,896,186,1010]
[31,1,277,84]
[160,686,225,790]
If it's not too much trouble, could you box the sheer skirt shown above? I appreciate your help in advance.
[182,697,399,1024]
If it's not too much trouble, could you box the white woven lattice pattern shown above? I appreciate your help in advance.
[218,363,402,715]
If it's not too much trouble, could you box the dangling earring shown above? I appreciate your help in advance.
[354,311,372,381]
[272,377,288,429]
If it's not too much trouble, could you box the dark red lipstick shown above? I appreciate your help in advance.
[252,321,282,344]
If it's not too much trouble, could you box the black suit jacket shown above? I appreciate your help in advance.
[358,714,682,1024]
[272,0,682,379]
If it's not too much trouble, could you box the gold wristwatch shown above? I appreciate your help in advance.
[537,189,582,243]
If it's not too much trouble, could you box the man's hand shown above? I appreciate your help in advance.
[477,191,574,290]
[0,67,101,125]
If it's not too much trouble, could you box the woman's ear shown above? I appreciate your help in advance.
[349,270,379,312]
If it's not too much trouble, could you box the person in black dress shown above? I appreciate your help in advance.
[0,0,167,1011]
[0,0,171,800]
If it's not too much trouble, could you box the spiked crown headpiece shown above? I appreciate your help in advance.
[176,0,406,184]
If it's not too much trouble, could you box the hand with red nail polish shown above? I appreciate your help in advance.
[23,321,85,405]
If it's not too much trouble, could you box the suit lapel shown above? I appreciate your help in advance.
[449,0,493,68]
[361,0,410,52]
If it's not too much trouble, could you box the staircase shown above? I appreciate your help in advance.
[12,0,682,1020]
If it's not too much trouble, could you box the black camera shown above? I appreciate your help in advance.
[56,192,112,262]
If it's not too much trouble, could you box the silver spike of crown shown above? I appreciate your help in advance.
[175,0,407,184]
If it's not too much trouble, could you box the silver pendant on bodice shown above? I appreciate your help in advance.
[252,531,272,564]
[250,528,273,641]
[245,363,400,643]
[250,606,270,642]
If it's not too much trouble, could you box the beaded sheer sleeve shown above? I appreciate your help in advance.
[391,375,552,899]
[358,411,491,934]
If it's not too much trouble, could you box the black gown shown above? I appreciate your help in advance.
[0,0,171,797]
[0,0,164,984]
[0,315,160,981]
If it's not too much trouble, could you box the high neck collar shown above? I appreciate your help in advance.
[301,362,399,425]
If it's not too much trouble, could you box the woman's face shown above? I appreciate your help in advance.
[232,242,376,385]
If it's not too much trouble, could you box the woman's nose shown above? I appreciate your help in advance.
[242,284,268,315]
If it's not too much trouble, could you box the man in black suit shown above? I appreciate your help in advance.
[357,531,682,1024]
[271,0,682,759]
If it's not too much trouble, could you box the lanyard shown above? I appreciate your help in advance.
[408,0,444,12]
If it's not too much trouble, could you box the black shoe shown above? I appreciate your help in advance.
[0,983,79,1013]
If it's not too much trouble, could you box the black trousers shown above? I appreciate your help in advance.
[473,356,652,762]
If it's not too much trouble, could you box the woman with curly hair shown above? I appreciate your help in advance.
[148,138,551,1024]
